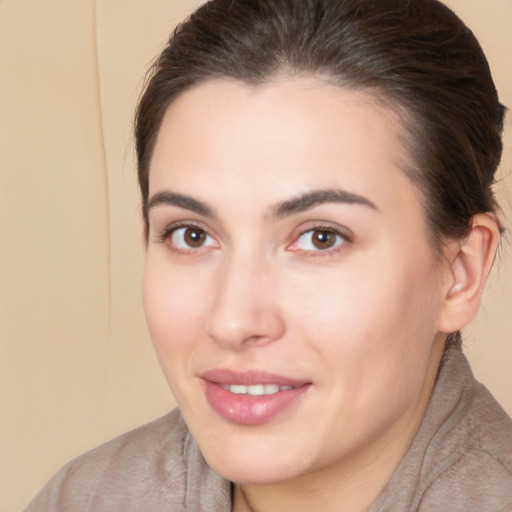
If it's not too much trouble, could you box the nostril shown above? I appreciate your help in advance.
[205,311,285,350]
[205,262,285,349]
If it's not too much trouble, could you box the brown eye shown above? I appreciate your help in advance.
[293,228,346,252]
[170,226,215,249]
[183,227,206,247]
[311,230,338,249]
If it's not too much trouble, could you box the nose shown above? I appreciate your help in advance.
[205,254,285,350]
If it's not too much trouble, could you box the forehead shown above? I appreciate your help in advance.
[149,77,422,221]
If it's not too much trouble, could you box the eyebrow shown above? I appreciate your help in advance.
[270,188,379,220]
[146,187,378,221]
[146,191,216,217]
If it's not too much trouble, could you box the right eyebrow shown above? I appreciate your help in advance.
[146,191,216,218]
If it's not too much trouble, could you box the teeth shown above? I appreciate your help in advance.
[230,384,248,394]
[220,384,293,395]
[247,384,266,396]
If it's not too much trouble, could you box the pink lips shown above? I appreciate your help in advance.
[201,369,311,425]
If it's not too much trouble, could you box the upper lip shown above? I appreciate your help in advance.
[200,369,310,387]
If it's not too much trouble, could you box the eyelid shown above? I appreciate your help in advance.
[152,219,352,256]
[287,223,353,255]
[156,220,219,252]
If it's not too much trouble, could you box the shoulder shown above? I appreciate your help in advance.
[419,448,512,511]
[25,409,191,511]
[373,348,512,512]
[417,363,512,511]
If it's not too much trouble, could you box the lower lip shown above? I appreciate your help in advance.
[204,381,310,425]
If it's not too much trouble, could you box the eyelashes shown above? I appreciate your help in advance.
[169,226,216,250]
[288,226,350,254]
[156,221,352,256]
[157,222,218,253]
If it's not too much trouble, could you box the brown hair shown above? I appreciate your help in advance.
[135,0,506,345]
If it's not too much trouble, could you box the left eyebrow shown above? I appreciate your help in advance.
[269,188,379,221]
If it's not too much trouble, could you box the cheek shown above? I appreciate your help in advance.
[305,263,440,415]
[284,251,441,367]
[142,259,214,409]
[142,257,210,361]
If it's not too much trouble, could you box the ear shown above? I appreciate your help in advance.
[437,213,501,334]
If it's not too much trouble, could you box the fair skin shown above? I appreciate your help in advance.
[142,77,499,512]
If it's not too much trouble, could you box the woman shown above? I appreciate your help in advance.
[26,0,512,510]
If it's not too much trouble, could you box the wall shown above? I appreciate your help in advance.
[0,1,510,510]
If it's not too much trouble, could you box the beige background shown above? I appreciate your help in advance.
[0,1,510,510]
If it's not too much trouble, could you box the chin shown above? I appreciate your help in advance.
[193,426,309,485]
[208,456,303,486]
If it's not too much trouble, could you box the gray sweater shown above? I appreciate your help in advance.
[25,347,512,511]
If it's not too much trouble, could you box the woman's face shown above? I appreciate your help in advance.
[143,78,450,485]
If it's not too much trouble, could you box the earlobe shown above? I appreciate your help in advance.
[438,213,500,334]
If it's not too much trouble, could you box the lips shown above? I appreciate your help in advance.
[201,369,311,425]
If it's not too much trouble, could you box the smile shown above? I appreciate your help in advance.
[201,369,311,425]
[220,384,295,395]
